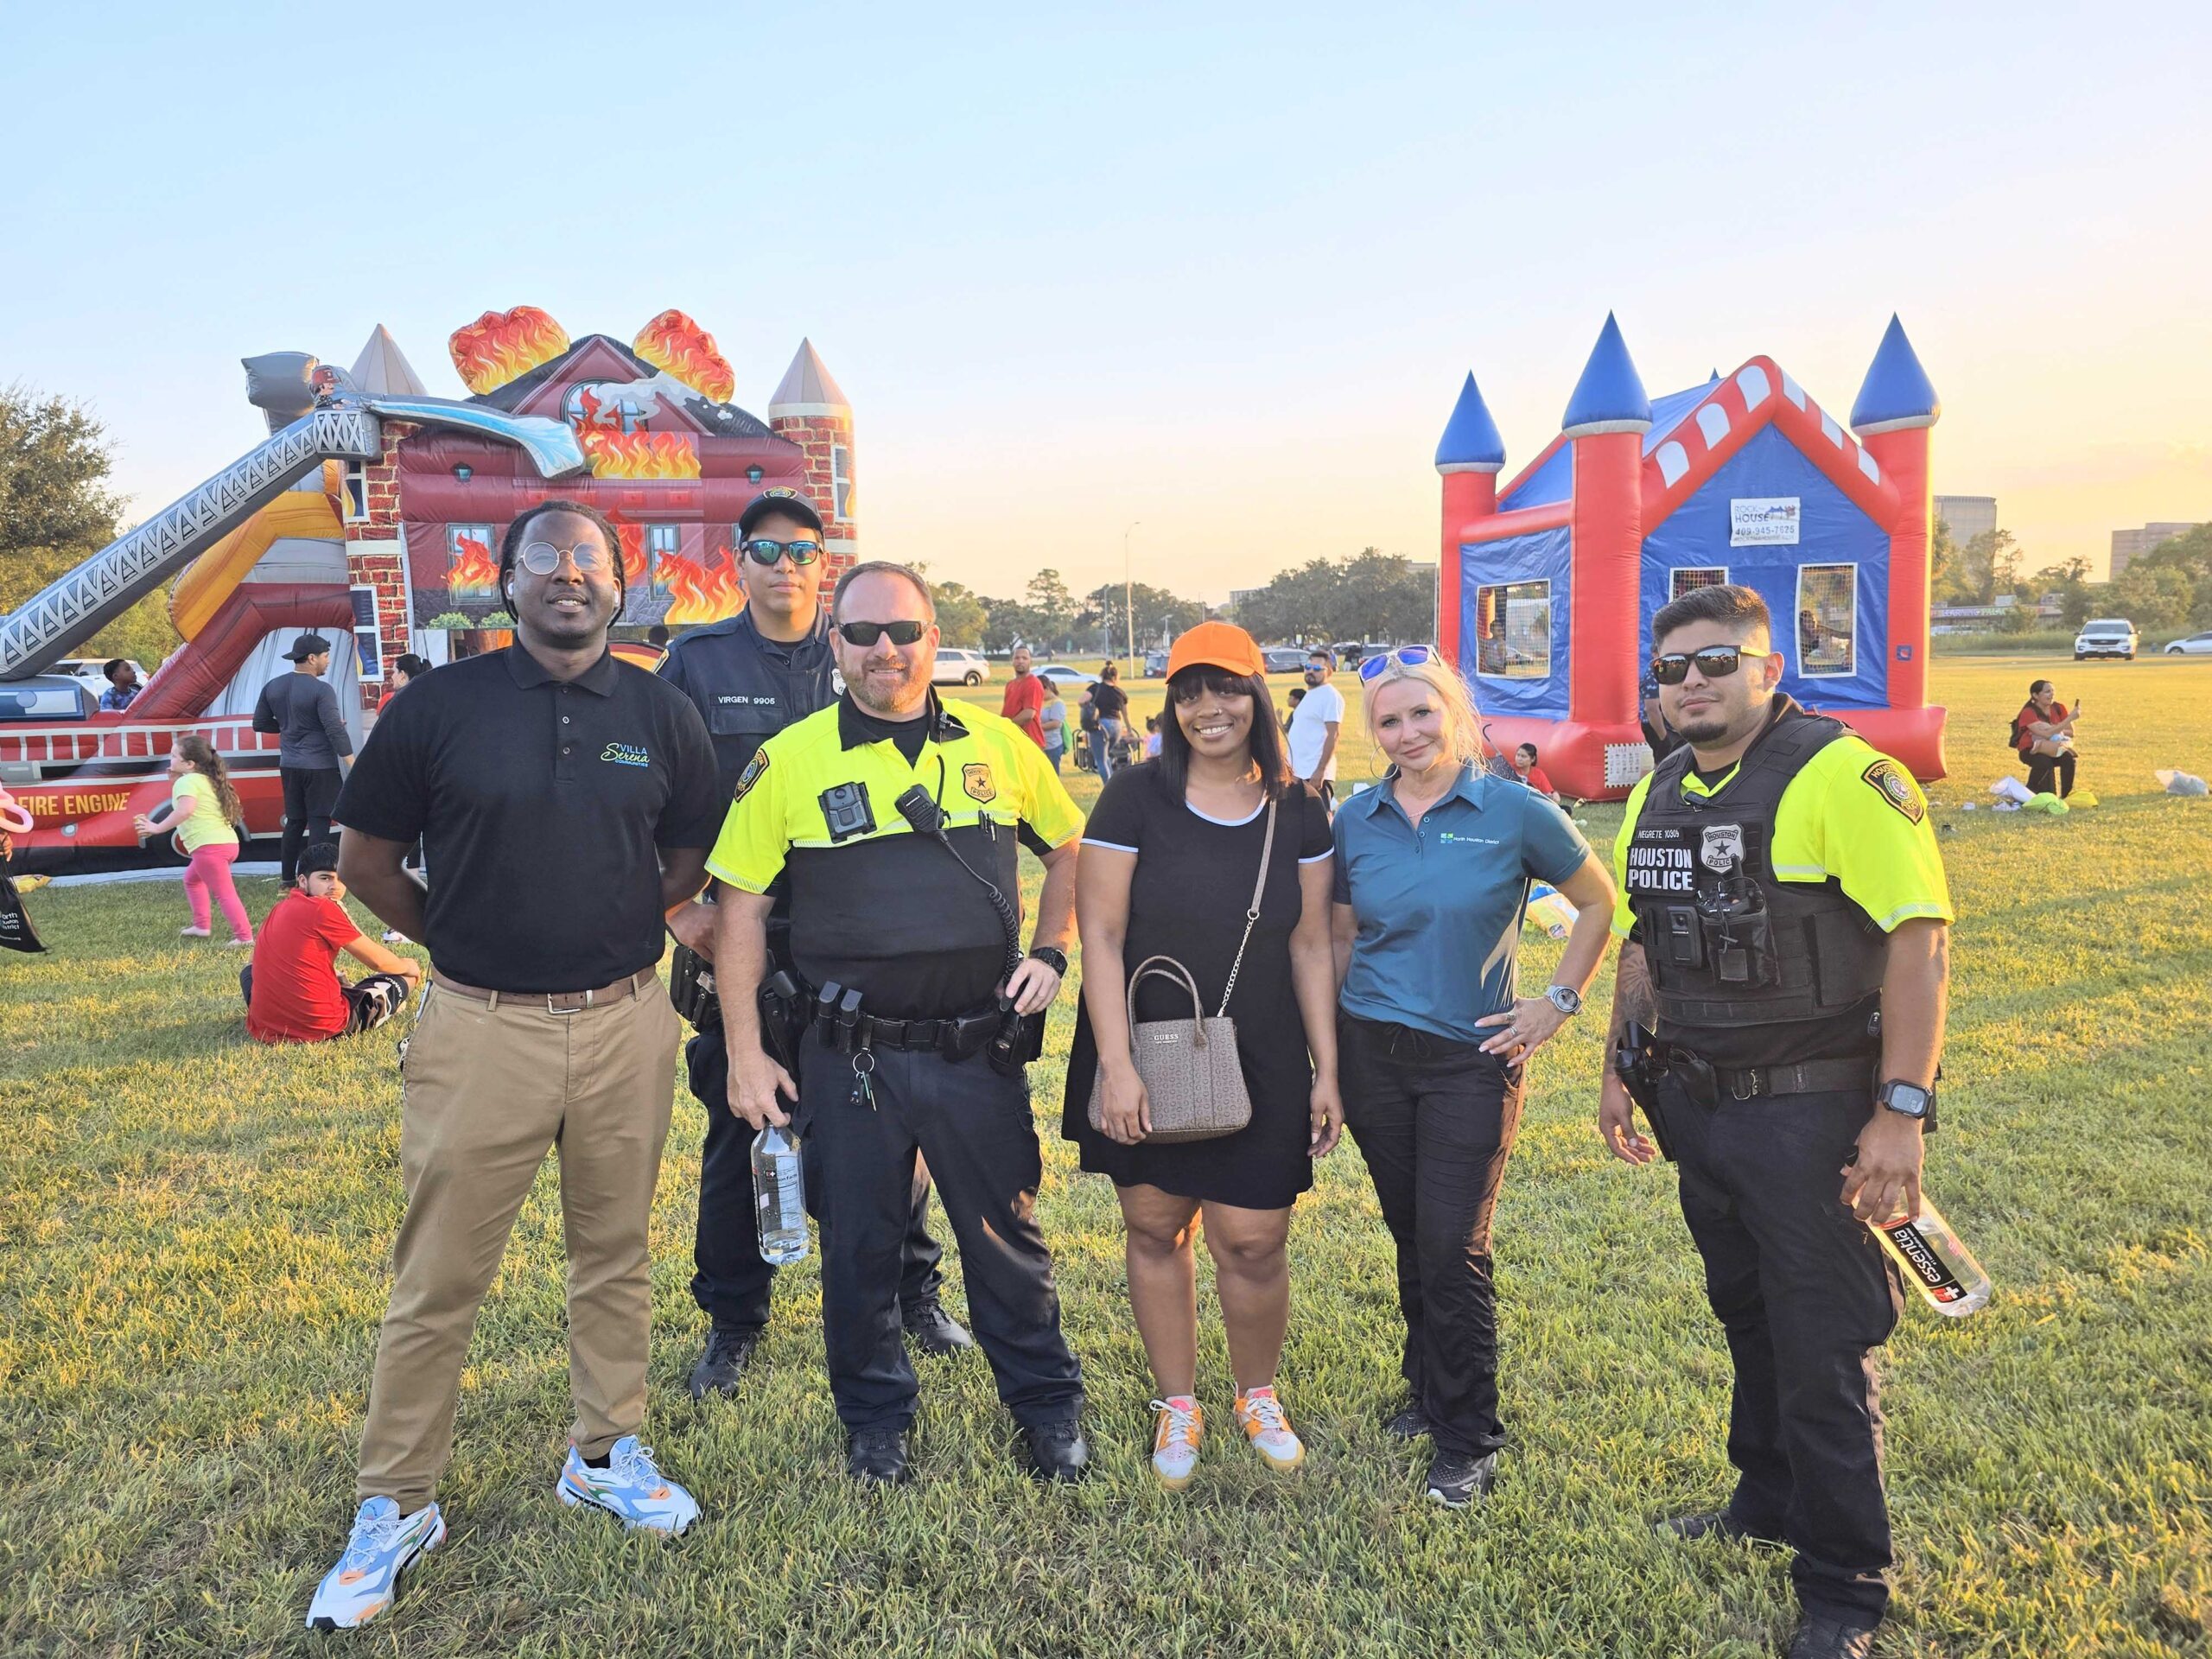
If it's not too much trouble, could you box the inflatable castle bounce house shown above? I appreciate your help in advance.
[1434,315,1946,801]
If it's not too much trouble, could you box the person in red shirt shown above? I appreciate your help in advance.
[244,843,421,1042]
[2012,679,2079,798]
[1001,645,1049,748]
[1512,742,1559,802]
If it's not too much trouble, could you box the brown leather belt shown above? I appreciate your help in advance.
[431,968,654,1014]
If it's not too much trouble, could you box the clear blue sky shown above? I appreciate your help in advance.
[5,1,2207,595]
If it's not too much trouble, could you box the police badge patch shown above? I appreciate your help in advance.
[1860,758,1924,823]
[732,748,771,805]
[1700,824,1745,873]
[963,762,996,804]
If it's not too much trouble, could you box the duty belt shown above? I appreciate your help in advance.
[818,1007,1003,1058]
[1665,1049,1874,1101]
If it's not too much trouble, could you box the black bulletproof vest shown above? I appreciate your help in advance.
[1623,700,1885,1050]
[664,611,837,803]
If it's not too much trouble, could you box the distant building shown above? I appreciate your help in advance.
[2109,521,2203,579]
[1935,495,1996,547]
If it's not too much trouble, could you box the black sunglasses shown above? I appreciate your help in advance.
[1649,645,1770,686]
[836,620,927,647]
[742,537,822,568]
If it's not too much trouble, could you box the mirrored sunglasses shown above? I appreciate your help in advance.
[1649,645,1766,685]
[742,537,822,567]
[1357,645,1434,683]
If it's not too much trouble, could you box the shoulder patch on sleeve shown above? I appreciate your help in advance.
[1859,757,1924,823]
[732,748,770,805]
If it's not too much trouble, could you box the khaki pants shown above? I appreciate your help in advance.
[355,976,681,1510]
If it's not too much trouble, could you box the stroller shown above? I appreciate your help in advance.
[1073,723,1139,774]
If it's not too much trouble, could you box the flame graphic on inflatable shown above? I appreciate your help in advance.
[582,429,702,480]
[448,533,499,595]
[633,309,736,404]
[449,307,571,395]
[655,544,745,626]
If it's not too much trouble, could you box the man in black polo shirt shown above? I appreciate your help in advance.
[305,499,721,1631]
[661,490,966,1401]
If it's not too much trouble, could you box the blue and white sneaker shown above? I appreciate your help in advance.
[304,1496,445,1630]
[557,1437,700,1534]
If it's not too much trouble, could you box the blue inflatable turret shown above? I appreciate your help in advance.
[1560,314,1652,437]
[1434,373,1506,474]
[1849,315,1941,435]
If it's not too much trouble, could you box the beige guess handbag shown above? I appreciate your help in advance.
[1088,798,1276,1144]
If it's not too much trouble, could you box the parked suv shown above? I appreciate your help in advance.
[931,648,993,686]
[2073,619,2138,661]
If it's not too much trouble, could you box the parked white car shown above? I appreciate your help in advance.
[2164,630,2212,655]
[1033,664,1094,694]
[931,648,994,686]
[2074,619,2137,661]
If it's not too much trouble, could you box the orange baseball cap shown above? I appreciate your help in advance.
[1166,620,1265,680]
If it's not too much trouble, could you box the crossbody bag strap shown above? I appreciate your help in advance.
[1215,797,1279,1018]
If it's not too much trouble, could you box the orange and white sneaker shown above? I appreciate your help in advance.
[1149,1396,1205,1490]
[1234,1385,1306,1473]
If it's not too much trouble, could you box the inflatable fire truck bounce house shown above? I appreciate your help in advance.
[1435,314,1947,801]
[0,308,856,868]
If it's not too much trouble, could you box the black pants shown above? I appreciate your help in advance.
[279,765,343,882]
[803,1040,1083,1434]
[1338,1014,1524,1459]
[2024,749,2076,798]
[686,1022,944,1331]
[1657,1072,1904,1624]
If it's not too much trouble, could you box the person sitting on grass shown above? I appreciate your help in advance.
[1510,742,1558,801]
[242,842,419,1043]
[2011,679,2079,799]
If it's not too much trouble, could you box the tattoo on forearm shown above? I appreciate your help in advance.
[1612,944,1654,1039]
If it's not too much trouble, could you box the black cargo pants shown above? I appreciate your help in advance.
[1656,1071,1905,1625]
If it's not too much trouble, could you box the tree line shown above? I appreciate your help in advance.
[1934,518,2212,634]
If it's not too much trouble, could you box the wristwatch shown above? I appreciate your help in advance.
[1543,984,1583,1017]
[1876,1079,1933,1121]
[1027,945,1069,976]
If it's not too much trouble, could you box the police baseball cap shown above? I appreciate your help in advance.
[296,842,340,877]
[285,632,334,661]
[739,489,825,537]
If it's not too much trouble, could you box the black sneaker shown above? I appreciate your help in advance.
[1655,1509,1786,1549]
[1384,1401,1432,1440]
[1786,1613,1878,1659]
[685,1324,760,1401]
[902,1299,976,1357]
[1022,1419,1090,1484]
[1424,1450,1497,1509]
[846,1427,912,1486]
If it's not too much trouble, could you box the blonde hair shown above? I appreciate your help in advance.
[1359,653,1486,770]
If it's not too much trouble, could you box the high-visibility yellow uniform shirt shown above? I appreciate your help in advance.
[1611,732,1955,940]
[708,693,1084,1020]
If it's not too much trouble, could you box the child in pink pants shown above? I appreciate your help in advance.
[137,735,253,945]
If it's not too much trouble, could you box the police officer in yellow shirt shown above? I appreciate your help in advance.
[1597,584,1953,1659]
[707,562,1089,1488]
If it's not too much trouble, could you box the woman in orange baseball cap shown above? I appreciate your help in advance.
[1063,620,1343,1491]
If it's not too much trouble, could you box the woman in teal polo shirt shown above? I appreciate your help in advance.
[1330,650,1617,1508]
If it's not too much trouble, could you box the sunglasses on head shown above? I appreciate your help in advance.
[836,620,927,648]
[1649,645,1769,685]
[741,537,822,567]
[1357,645,1434,682]
[518,539,615,575]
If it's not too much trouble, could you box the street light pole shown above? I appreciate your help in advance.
[1122,520,1141,671]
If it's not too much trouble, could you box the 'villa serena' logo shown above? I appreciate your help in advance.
[601,741,651,768]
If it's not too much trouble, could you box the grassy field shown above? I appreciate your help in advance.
[3,654,2209,1657]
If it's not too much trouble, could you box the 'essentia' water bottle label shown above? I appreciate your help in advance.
[1880,1219,1967,1302]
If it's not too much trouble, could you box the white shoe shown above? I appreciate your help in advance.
[1235,1386,1306,1473]
[304,1497,444,1630]
[179,926,210,939]
[383,931,404,943]
[1149,1396,1205,1490]
[557,1437,700,1534]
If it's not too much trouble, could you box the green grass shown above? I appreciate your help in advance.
[3,660,2210,1656]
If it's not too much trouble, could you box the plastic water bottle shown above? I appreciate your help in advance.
[1871,1192,1991,1317]
[752,1125,809,1266]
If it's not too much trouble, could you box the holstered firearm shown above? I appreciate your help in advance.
[1611,1020,1678,1162]
[986,994,1046,1077]
[756,970,805,1076]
